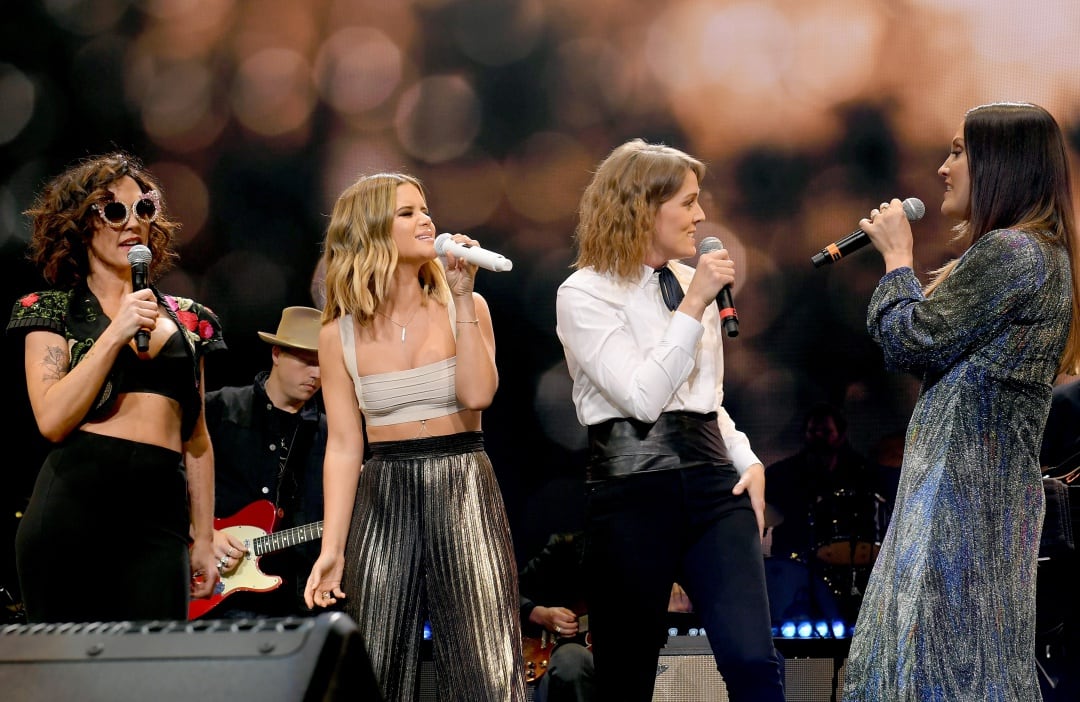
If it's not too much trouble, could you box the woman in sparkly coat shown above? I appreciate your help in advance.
[844,102,1080,701]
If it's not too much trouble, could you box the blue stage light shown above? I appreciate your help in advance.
[815,621,829,638]
[797,621,813,638]
[780,622,797,638]
[422,621,433,640]
[832,620,847,638]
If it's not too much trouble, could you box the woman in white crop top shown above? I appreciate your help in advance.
[304,172,526,701]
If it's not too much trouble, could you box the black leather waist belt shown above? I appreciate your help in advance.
[586,411,731,482]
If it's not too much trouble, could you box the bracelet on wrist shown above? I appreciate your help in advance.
[456,319,480,325]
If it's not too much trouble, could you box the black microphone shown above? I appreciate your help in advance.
[698,237,739,338]
[127,244,152,353]
[811,197,926,268]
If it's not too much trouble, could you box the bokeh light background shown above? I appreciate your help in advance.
[3,0,1080,590]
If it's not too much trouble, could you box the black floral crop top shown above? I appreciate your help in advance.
[7,283,227,441]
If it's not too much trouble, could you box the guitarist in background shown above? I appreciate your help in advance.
[519,531,593,702]
[204,306,327,618]
[520,531,695,702]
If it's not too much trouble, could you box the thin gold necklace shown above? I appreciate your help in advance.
[377,305,421,343]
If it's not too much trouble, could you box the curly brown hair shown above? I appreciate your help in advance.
[24,152,180,288]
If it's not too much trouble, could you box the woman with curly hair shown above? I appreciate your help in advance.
[7,152,226,623]
[303,172,525,701]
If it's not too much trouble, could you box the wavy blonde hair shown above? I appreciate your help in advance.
[573,139,706,281]
[924,103,1080,374]
[321,173,449,326]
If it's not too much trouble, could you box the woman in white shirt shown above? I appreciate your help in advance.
[556,139,783,702]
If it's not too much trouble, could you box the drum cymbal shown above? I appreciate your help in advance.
[764,503,784,528]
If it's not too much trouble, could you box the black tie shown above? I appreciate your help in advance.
[656,266,684,312]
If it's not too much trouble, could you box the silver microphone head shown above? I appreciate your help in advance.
[127,244,152,265]
[901,197,926,222]
[698,236,724,255]
[434,232,452,256]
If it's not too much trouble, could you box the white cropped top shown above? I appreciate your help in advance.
[338,305,468,427]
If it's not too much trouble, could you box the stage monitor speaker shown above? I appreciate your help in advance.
[0,612,381,702]
[653,635,848,702]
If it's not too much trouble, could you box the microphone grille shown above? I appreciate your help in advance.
[902,197,926,222]
[698,236,724,255]
[127,244,152,265]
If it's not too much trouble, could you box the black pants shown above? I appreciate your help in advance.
[584,416,784,702]
[15,431,190,623]
[536,642,594,702]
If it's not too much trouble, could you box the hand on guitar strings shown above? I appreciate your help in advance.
[531,605,580,637]
[213,529,248,576]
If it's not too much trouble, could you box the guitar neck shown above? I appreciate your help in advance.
[252,521,324,556]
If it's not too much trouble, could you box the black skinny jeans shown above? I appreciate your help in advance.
[583,415,784,702]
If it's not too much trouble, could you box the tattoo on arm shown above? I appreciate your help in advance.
[40,345,69,382]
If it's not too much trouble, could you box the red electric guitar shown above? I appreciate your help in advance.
[522,614,591,684]
[189,500,323,620]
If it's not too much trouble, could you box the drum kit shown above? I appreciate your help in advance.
[763,489,887,633]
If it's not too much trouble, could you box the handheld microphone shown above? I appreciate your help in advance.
[698,237,739,338]
[127,244,152,353]
[811,197,926,268]
[434,232,513,272]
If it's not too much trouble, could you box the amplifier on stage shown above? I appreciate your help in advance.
[0,612,380,702]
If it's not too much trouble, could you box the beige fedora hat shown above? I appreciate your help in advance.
[257,306,322,351]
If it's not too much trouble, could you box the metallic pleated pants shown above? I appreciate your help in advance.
[342,432,526,701]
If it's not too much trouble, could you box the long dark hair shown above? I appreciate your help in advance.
[964,103,1075,244]
[926,103,1080,373]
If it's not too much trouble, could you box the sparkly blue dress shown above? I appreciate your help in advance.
[844,229,1072,701]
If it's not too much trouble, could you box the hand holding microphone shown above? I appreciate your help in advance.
[698,237,739,338]
[434,232,513,272]
[811,197,925,267]
[127,244,153,352]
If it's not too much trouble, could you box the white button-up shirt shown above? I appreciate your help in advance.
[555,261,760,475]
